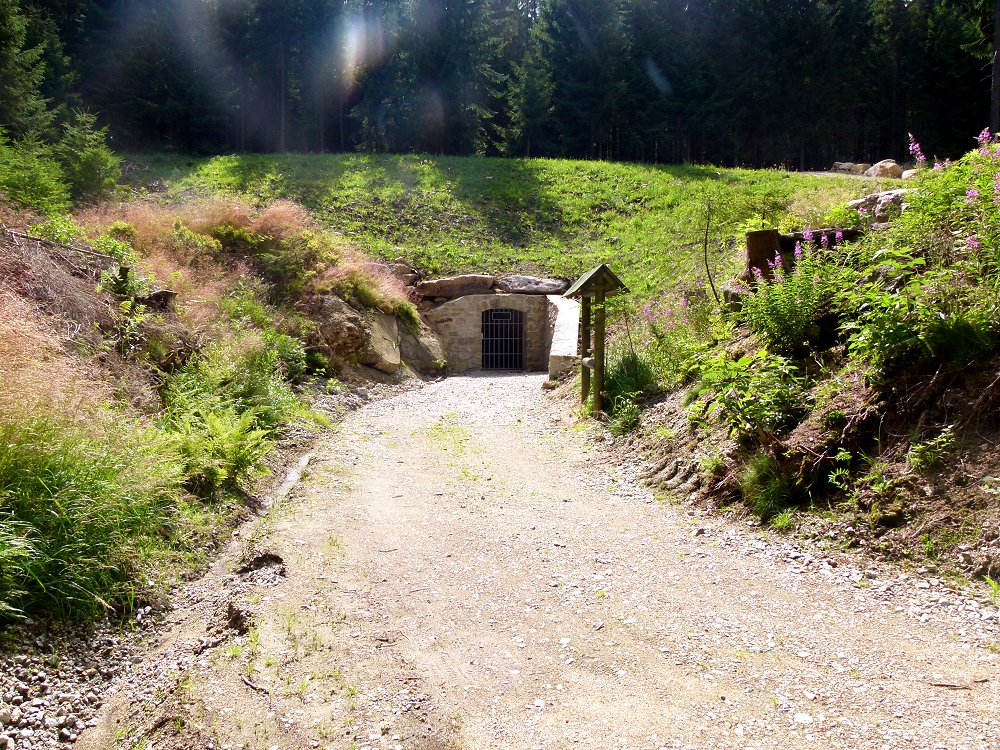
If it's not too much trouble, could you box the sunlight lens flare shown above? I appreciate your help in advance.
[342,14,389,94]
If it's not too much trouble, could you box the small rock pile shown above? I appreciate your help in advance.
[0,613,155,749]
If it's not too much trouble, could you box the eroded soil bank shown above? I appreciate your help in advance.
[72,374,998,750]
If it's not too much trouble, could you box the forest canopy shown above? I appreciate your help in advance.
[1,0,997,168]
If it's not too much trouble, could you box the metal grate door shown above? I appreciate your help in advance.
[482,308,525,370]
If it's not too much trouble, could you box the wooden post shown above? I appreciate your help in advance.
[743,229,781,283]
[580,296,592,403]
[594,290,606,415]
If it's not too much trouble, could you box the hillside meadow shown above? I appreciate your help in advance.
[136,153,891,298]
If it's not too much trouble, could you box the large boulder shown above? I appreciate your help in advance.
[415,274,495,299]
[850,163,872,175]
[400,324,446,375]
[315,294,367,360]
[495,275,570,295]
[864,159,903,179]
[901,168,920,180]
[314,295,402,374]
[848,189,912,222]
[359,311,401,374]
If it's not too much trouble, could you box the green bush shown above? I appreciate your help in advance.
[838,136,1000,374]
[740,241,830,354]
[219,282,312,381]
[691,349,807,442]
[165,406,272,497]
[163,330,304,438]
[30,214,83,244]
[171,220,223,265]
[54,110,121,203]
[0,132,70,213]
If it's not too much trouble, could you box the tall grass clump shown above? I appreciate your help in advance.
[737,454,796,522]
[0,410,184,620]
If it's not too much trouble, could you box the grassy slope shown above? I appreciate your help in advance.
[138,153,890,299]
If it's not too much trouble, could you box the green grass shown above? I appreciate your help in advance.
[0,412,184,620]
[135,153,889,299]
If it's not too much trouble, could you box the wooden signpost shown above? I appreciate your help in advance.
[564,264,628,416]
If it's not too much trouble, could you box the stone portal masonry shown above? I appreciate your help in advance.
[424,293,579,376]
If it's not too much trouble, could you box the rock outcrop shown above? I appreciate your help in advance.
[848,189,911,222]
[315,295,367,362]
[495,275,569,295]
[359,311,401,374]
[832,161,872,175]
[400,324,446,374]
[415,274,495,299]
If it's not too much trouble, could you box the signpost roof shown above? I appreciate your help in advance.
[564,264,628,299]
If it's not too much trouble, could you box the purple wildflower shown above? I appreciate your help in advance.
[794,241,803,260]
[835,230,844,244]
[802,228,814,243]
[967,188,980,203]
[820,234,830,248]
[978,127,992,147]
[642,303,657,323]
[966,235,983,252]
[752,267,764,280]
[908,133,927,165]
[679,297,690,309]
[933,161,945,170]
[774,273,783,284]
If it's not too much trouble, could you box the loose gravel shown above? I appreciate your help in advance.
[2,373,999,750]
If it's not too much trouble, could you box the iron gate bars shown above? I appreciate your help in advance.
[481,308,524,370]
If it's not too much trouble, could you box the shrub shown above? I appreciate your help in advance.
[30,214,84,244]
[691,349,807,442]
[0,132,69,213]
[54,110,121,203]
[163,329,304,439]
[171,220,223,266]
[740,241,830,355]
[838,133,1000,374]
[165,406,272,497]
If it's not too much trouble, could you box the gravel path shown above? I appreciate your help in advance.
[5,374,1000,750]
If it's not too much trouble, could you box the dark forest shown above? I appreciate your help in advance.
[3,0,998,168]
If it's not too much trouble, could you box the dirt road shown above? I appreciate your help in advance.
[79,374,1000,750]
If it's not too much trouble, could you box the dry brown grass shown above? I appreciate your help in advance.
[75,197,407,325]
[0,199,39,230]
[250,199,311,239]
[76,200,256,329]
[0,291,111,421]
[322,249,413,310]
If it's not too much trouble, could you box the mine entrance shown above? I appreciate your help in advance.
[482,308,524,370]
